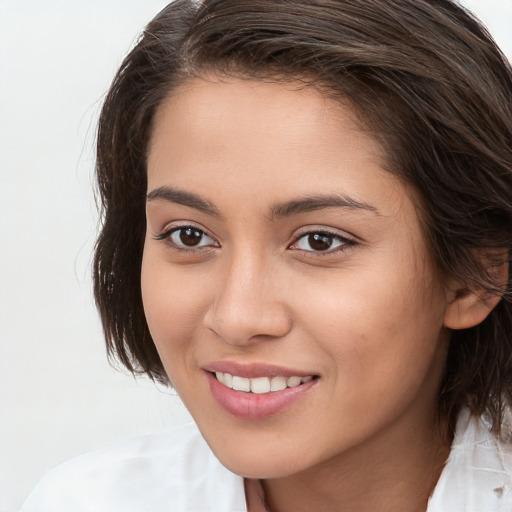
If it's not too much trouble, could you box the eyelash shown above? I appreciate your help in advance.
[288,229,355,256]
[154,225,355,256]
[154,225,219,253]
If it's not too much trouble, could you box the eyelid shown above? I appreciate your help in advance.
[152,221,356,256]
[288,227,357,254]
[154,221,220,251]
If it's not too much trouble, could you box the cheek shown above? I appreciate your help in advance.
[293,256,446,391]
[140,249,210,370]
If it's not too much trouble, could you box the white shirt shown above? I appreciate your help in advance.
[21,409,512,512]
[428,408,512,511]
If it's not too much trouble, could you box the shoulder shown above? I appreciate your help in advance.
[21,422,247,512]
[428,408,512,512]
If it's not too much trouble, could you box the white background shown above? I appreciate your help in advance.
[1,1,511,511]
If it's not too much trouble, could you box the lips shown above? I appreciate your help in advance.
[204,360,316,378]
[204,362,319,419]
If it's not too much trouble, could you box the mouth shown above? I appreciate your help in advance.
[204,365,319,419]
[211,371,315,394]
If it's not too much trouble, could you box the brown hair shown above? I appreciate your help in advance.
[94,0,512,430]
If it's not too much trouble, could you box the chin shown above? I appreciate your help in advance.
[206,437,309,479]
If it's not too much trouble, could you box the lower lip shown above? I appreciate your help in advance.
[206,372,317,420]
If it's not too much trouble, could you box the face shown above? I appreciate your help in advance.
[142,77,451,479]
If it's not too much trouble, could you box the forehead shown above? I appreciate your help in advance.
[150,78,384,176]
[147,77,412,218]
[149,77,384,160]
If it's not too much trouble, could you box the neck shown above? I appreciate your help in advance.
[255,409,452,512]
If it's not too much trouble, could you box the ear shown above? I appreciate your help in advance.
[444,254,508,330]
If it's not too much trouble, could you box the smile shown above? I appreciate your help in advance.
[207,369,318,419]
[215,372,314,394]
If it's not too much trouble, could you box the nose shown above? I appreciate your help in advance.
[203,252,293,346]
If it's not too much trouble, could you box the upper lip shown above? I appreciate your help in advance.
[203,361,317,379]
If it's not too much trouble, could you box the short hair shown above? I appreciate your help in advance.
[94,0,512,430]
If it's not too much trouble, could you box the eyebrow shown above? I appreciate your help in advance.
[270,194,380,219]
[146,186,220,216]
[146,186,379,219]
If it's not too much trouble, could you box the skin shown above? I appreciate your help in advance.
[142,77,455,512]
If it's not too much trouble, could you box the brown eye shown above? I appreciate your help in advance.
[177,227,204,246]
[158,226,217,250]
[291,230,353,254]
[307,233,333,251]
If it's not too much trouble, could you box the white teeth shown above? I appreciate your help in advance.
[215,372,314,393]
[270,376,287,391]
[223,372,233,388]
[286,376,302,388]
[250,377,271,394]
[232,376,251,392]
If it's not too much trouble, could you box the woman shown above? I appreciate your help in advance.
[23,0,512,510]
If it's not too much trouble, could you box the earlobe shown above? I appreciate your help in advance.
[444,258,508,330]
